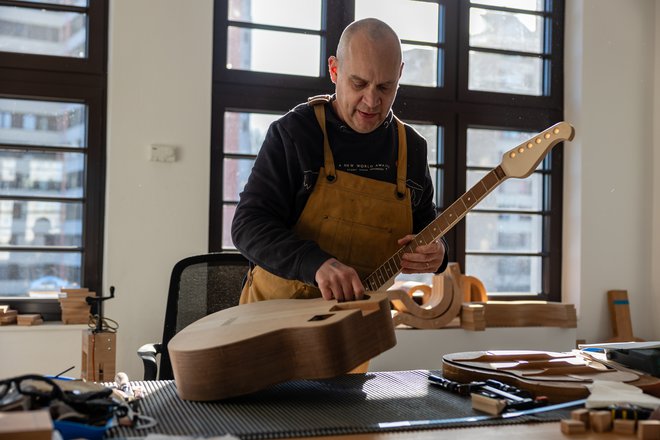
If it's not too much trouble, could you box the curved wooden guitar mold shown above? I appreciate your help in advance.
[442,350,660,403]
[168,292,396,401]
[391,263,464,328]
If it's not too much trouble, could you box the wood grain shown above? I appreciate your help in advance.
[168,292,397,401]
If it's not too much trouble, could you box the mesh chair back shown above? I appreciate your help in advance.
[159,253,249,380]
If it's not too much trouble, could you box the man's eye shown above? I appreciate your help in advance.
[353,82,366,89]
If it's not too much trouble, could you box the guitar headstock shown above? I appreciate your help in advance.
[500,121,575,179]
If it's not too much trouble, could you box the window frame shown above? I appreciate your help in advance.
[0,0,108,317]
[210,0,565,301]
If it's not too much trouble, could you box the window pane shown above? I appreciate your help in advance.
[222,204,236,250]
[401,44,438,87]
[469,50,543,95]
[0,150,84,198]
[467,128,538,168]
[228,0,321,31]
[0,200,82,247]
[409,123,439,165]
[0,250,81,296]
[0,98,87,148]
[227,26,320,77]
[468,170,542,210]
[224,111,281,155]
[355,0,440,43]
[433,168,443,209]
[223,158,255,202]
[0,6,87,58]
[466,254,541,294]
[466,212,541,252]
[470,8,544,54]
[470,0,545,12]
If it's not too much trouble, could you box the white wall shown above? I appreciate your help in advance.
[2,0,658,380]
[653,0,660,337]
[103,0,215,379]
[563,0,658,344]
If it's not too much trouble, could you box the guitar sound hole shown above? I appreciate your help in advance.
[308,314,334,322]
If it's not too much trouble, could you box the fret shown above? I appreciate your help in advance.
[482,169,499,190]
[386,259,397,276]
[384,261,394,278]
[471,180,487,200]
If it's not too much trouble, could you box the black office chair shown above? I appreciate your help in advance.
[138,253,249,380]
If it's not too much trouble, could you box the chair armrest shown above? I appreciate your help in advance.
[137,343,163,380]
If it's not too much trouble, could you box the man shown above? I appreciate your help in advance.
[232,18,447,304]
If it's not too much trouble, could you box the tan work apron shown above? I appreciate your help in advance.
[239,102,413,304]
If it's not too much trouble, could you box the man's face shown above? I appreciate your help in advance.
[329,33,403,134]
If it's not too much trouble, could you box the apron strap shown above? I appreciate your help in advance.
[311,104,337,181]
[393,115,407,198]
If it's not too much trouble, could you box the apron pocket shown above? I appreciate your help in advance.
[319,216,396,278]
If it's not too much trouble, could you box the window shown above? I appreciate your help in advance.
[0,0,107,316]
[211,0,565,301]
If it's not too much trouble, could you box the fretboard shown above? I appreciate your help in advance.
[363,165,507,291]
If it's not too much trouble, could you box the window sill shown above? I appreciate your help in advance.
[0,322,87,332]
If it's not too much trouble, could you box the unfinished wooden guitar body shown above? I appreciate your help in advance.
[443,350,660,403]
[168,292,396,401]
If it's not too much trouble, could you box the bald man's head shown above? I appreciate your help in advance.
[336,18,402,66]
[328,19,404,133]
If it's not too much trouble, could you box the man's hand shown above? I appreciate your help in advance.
[398,234,446,274]
[315,258,365,302]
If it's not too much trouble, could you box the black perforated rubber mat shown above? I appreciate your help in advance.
[106,370,572,439]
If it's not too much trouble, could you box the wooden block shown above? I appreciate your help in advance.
[571,408,590,429]
[477,301,577,328]
[471,393,506,415]
[0,409,52,440]
[637,420,660,440]
[561,419,586,435]
[613,419,636,435]
[460,303,485,331]
[17,314,42,326]
[607,290,644,342]
[81,330,117,382]
[590,410,612,432]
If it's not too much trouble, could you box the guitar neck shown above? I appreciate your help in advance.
[363,166,507,291]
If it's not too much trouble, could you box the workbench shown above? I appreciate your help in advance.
[103,370,604,440]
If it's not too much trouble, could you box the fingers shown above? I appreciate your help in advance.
[315,258,366,302]
[399,238,446,274]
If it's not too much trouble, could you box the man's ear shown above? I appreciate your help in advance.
[399,62,404,80]
[328,56,338,83]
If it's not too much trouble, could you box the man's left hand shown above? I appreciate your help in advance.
[398,235,446,274]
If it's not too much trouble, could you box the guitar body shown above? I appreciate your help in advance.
[168,292,396,401]
[442,350,660,403]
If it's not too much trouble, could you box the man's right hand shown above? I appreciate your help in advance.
[315,258,365,302]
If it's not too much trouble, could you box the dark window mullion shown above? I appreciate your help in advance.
[0,144,88,154]
[467,46,550,59]
[0,246,83,252]
[227,20,324,37]
[0,0,88,13]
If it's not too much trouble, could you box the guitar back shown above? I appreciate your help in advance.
[442,350,660,403]
[168,292,396,401]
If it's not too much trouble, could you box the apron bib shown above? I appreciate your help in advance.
[240,102,413,303]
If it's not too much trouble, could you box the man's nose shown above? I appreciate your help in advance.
[362,87,381,109]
